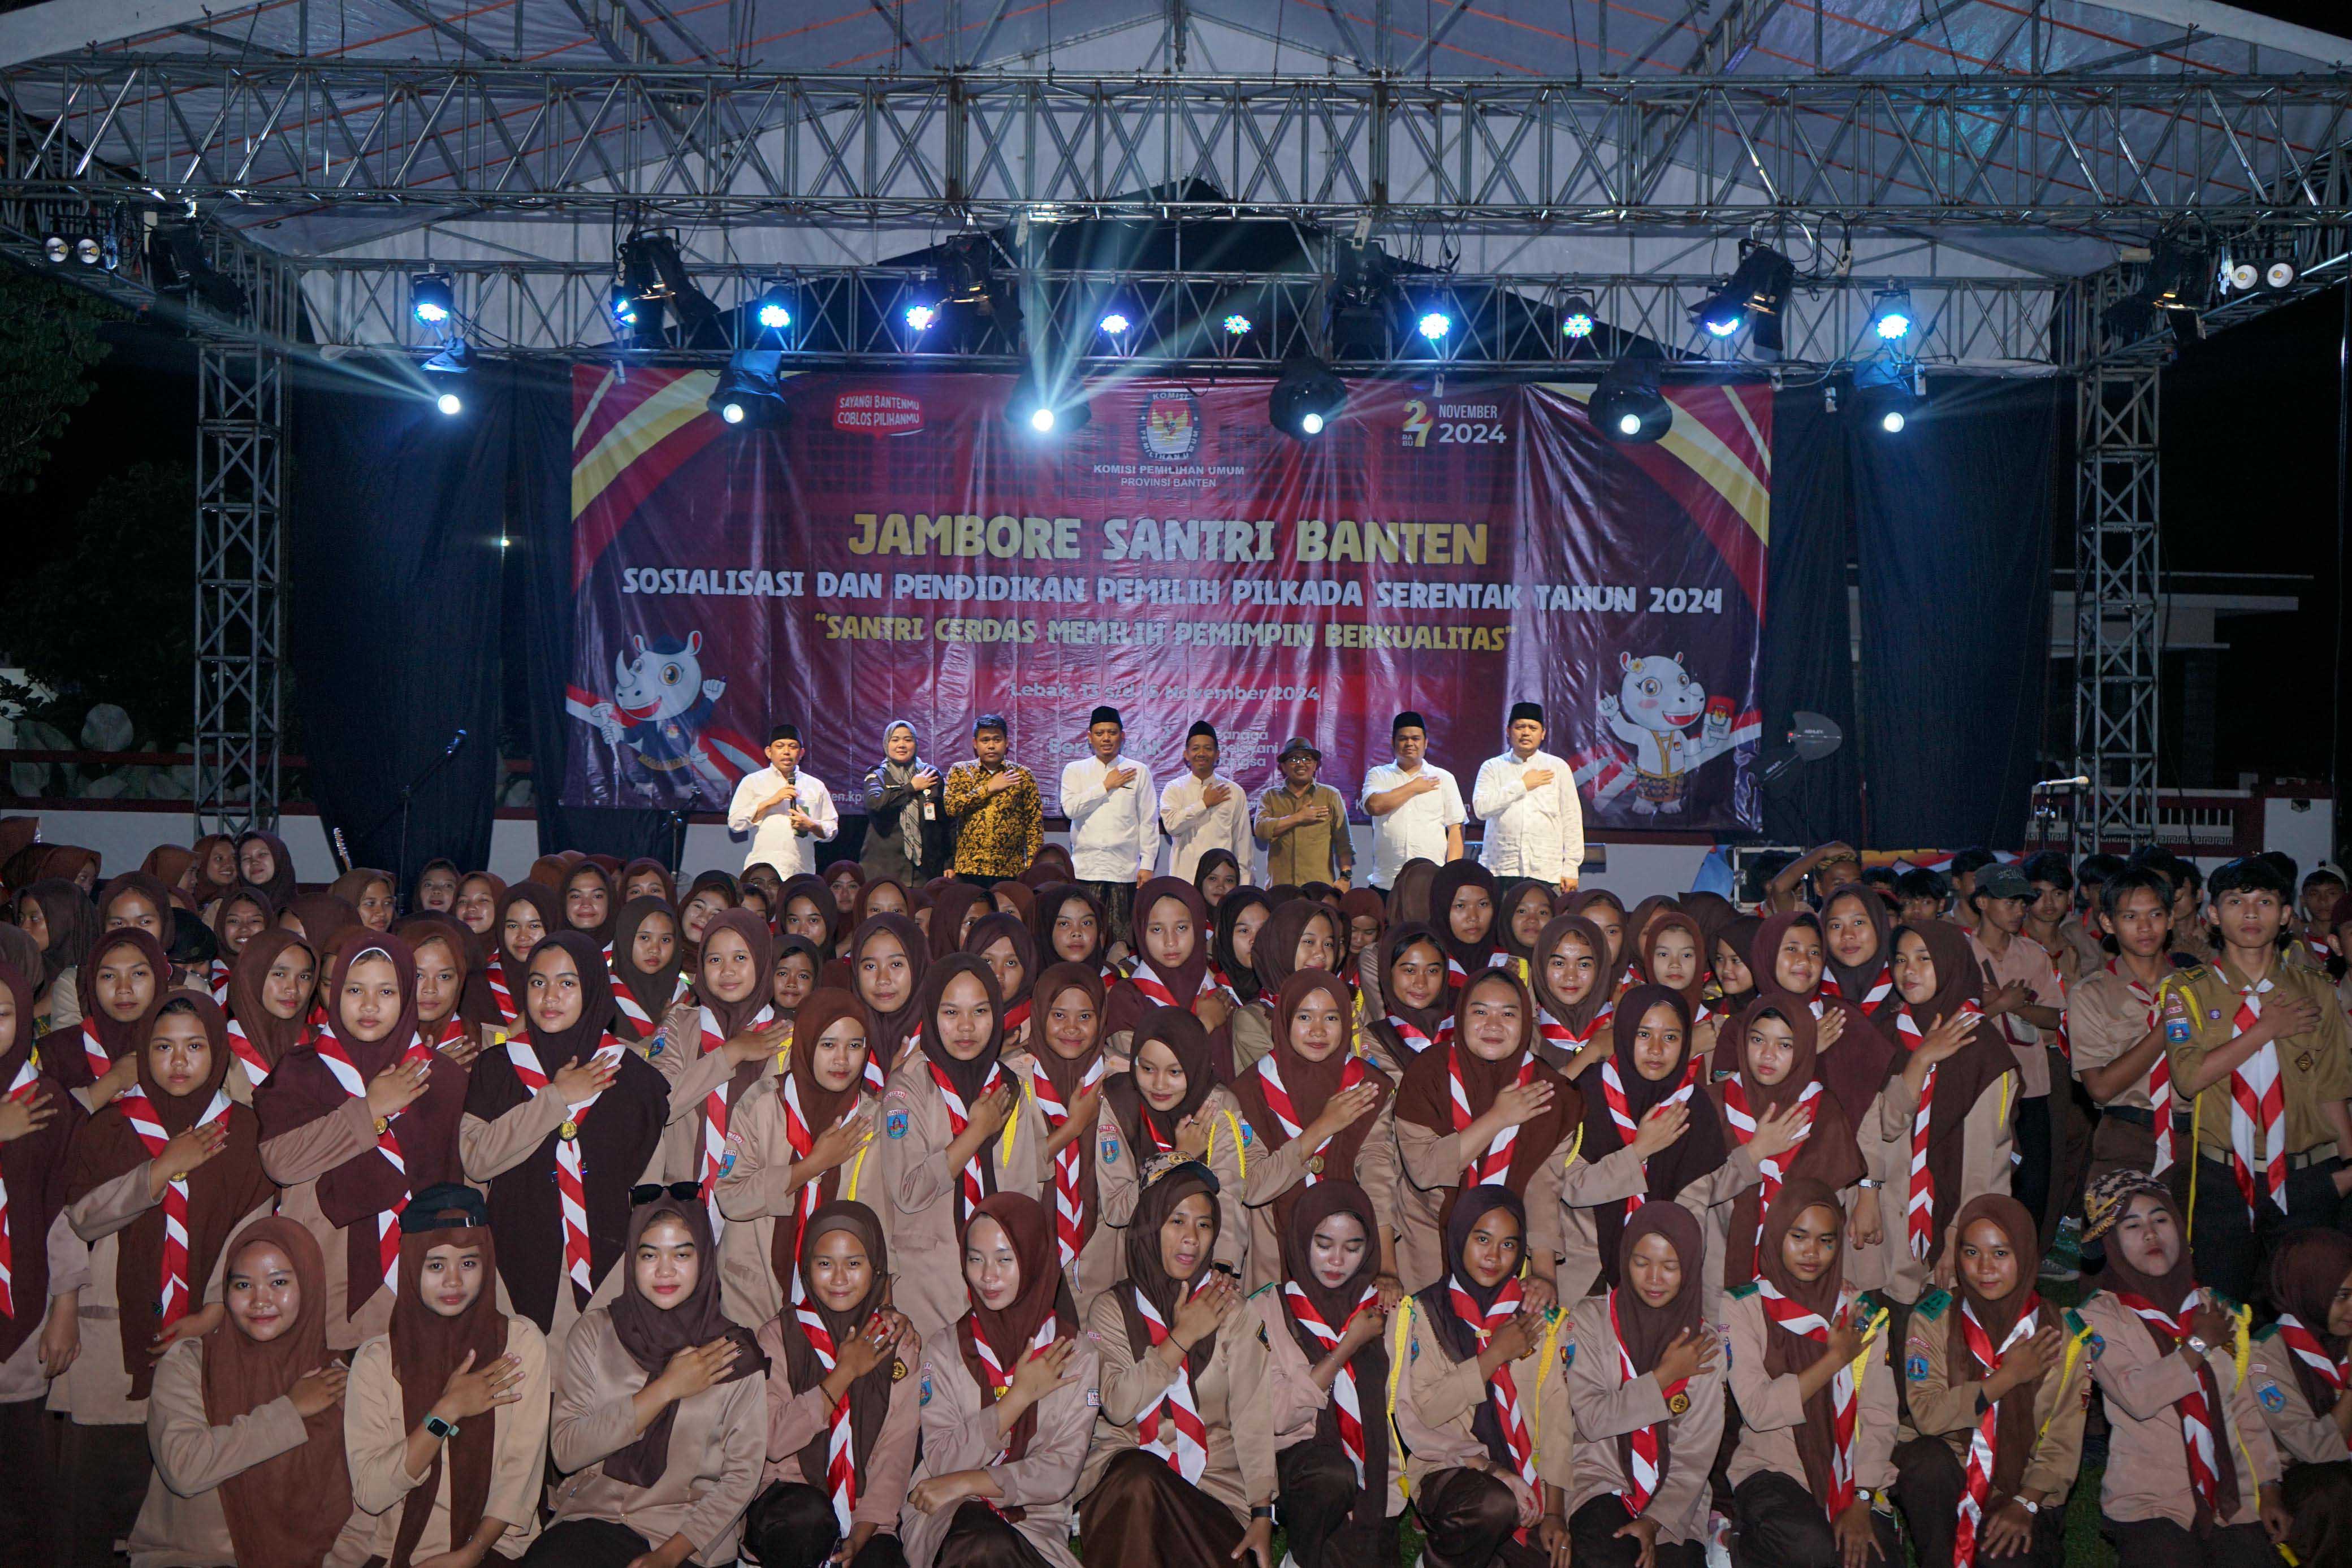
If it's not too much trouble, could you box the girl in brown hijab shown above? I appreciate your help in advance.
[1393,969,1578,1300]
[393,915,480,1062]
[902,1189,1097,1568]
[451,871,506,945]
[2247,1231,2352,1559]
[207,884,276,997]
[470,882,558,1033]
[254,934,470,1348]
[1020,962,1119,1313]
[190,834,242,904]
[60,993,275,1564]
[747,1200,919,1568]
[1383,859,1439,928]
[1361,922,1452,1075]
[345,1184,547,1568]
[1210,889,1270,1007]
[283,893,362,955]
[848,912,929,1071]
[1710,916,1762,1014]
[15,876,98,1028]
[1820,886,1899,1017]
[711,987,880,1327]
[927,883,993,963]
[1635,913,1714,1032]
[1104,880,1222,1046]
[965,911,1041,1046]
[0,954,85,1548]
[607,895,687,1047]
[620,857,677,906]
[1880,920,2019,1307]
[45,925,171,1106]
[778,874,842,957]
[1566,889,1632,986]
[223,929,317,1089]
[1563,1201,1722,1568]
[531,1194,767,1568]
[99,871,181,954]
[328,868,399,932]
[126,1214,372,1567]
[557,861,617,948]
[1034,883,1113,981]
[1891,1192,2081,1568]
[1428,861,1503,986]
[1708,1000,1865,1288]
[1224,898,1342,1075]
[1528,913,1617,1075]
[233,833,296,911]
[1098,1006,1248,1280]
[1723,1180,1900,1568]
[1232,969,1399,1296]
[1078,1163,1266,1568]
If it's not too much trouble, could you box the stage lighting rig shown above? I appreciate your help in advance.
[1329,239,1401,361]
[752,283,792,333]
[411,272,455,326]
[1853,357,1923,434]
[2102,231,2214,346]
[708,348,789,428]
[1269,356,1346,441]
[616,229,719,341]
[436,392,464,417]
[1591,354,1671,444]
[1559,297,1597,342]
[1007,369,1088,437]
[1691,242,1796,353]
[146,224,247,314]
[1869,288,1912,342]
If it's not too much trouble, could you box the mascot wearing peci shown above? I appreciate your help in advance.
[567,631,765,805]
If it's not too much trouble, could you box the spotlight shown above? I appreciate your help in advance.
[1692,242,1796,353]
[1852,362,1922,434]
[1591,355,1671,444]
[1417,310,1451,342]
[411,272,455,326]
[147,224,247,313]
[2265,259,2297,291]
[75,237,101,267]
[1007,369,1088,437]
[1269,355,1346,441]
[2104,232,2213,344]
[1870,288,1913,342]
[707,348,790,428]
[421,339,475,375]
[608,283,638,327]
[42,235,66,263]
[436,392,463,416]
[1223,313,1253,337]
[2225,258,2259,292]
[1100,311,1131,337]
[753,284,791,332]
[720,401,746,425]
[903,303,937,332]
[1559,297,1597,341]
[617,230,718,340]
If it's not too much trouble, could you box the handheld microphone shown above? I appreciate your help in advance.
[2033,774,2091,790]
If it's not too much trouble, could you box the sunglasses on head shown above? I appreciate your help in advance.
[629,1181,702,1207]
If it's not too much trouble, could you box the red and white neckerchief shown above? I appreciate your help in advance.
[207,959,232,1006]
[484,960,521,1028]
[1537,1000,1612,1052]
[2272,1313,2347,1398]
[609,969,685,1038]
[1381,1012,1438,1059]
[2110,960,2176,1176]
[1031,1056,1105,1268]
[423,1016,469,1053]
[1125,960,1202,1009]
[1454,1272,1537,1497]
[693,1003,776,1235]
[776,1071,850,1304]
[501,1033,622,1300]
[1610,1289,1685,1517]
[222,1015,273,1089]
[1597,1058,1696,1222]
[1821,967,1895,1016]
[116,1080,235,1330]
[1720,1076,1822,1272]
[1255,1052,1370,1188]
[2113,1291,2223,1518]
[1284,1282,1381,1485]
[792,1305,861,1534]
[1953,1296,2042,1565]
[2224,977,2287,1222]
[1444,950,1514,988]
[970,1314,1059,1461]
[928,1059,1006,1228]
[1001,997,1033,1037]
[311,1020,436,1293]
[78,1017,112,1082]
[1450,1046,1536,1190]
[0,1056,41,1318]
[1757,1281,1860,1518]
[1893,1002,1983,1259]
[1131,1284,1210,1483]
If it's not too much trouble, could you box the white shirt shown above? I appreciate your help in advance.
[1061,753,1159,882]
[1157,770,1253,882]
[725,764,839,876]
[1357,760,1466,889]
[1472,748,1585,885]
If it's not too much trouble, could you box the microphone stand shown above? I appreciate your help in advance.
[354,731,470,902]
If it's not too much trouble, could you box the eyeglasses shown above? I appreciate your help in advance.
[629,1181,702,1206]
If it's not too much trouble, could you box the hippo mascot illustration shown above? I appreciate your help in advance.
[1573,652,1759,817]
[565,632,763,804]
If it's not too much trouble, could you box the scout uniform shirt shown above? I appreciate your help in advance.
[1560,1292,1726,1547]
[2245,1320,2352,1467]
[901,1334,1101,1567]
[2164,956,2352,1170]
[2078,1289,2280,1532]
[2068,961,2185,1185]
[1390,1293,1575,1498]
[1897,1287,2091,1507]
[1722,1282,1899,1504]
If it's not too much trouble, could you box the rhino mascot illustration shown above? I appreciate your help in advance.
[568,632,762,804]
[1577,651,1752,816]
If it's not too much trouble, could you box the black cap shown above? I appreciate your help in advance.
[767,723,800,745]
[1186,721,1217,744]
[1509,701,1544,726]
[400,1182,490,1233]
[1393,711,1426,735]
[1089,706,1123,729]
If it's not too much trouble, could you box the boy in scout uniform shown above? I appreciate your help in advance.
[2069,865,2193,1205]
[2164,856,2352,1307]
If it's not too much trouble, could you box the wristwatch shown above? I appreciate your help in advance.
[2185,1335,2211,1358]
[1856,1178,1884,1190]
[425,1413,460,1441]
[2016,1498,2040,1516]
[1854,1486,1879,1507]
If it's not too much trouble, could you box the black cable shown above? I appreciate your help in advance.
[2336,266,2349,856]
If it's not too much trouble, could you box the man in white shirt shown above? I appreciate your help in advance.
[1060,705,1157,942]
[1471,701,1584,891]
[724,722,839,877]
[1357,709,1466,890]
[1157,720,1253,882]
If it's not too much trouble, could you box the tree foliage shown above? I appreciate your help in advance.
[0,270,115,494]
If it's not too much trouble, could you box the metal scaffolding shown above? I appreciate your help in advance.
[193,335,285,837]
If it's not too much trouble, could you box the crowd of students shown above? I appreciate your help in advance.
[1,821,2350,1568]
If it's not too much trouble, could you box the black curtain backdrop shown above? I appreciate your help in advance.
[288,366,2063,869]
[1852,374,2064,850]
[1759,389,1862,847]
[289,357,508,890]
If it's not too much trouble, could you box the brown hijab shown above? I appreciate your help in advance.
[2269,1230,2352,1415]
[1117,1163,1223,1376]
[1104,1006,1218,1160]
[1756,1180,1857,1515]
[848,912,929,1058]
[1577,985,1729,1281]
[1231,970,1393,1238]
[1408,1185,1528,1470]
[19,878,98,991]
[1746,911,1825,1003]
[1494,881,1555,964]
[1395,970,1578,1205]
[620,858,677,906]
[203,1216,356,1568]
[1820,886,1896,1004]
[0,957,84,1364]
[1635,912,1711,1016]
[1566,889,1630,973]
[1529,913,1615,1042]
[1427,861,1501,976]
[957,1192,1079,1463]
[772,1202,897,1493]
[1028,963,1108,1253]
[769,989,871,1288]
[1279,1180,1390,1525]
[1892,920,2019,1268]
[778,874,842,954]
[99,870,180,948]
[609,895,686,1042]
[1609,1201,1709,1496]
[914,954,1008,1107]
[65,993,272,1400]
[386,1190,507,1568]
[925,883,992,961]
[60,926,173,1077]
[1717,998,1866,1284]
[1947,1194,2055,1517]
[225,929,317,1072]
[963,912,1040,1020]
[327,867,396,920]
[602,1196,767,1488]
[1252,900,1342,1002]
[234,831,297,909]
[1383,859,1439,928]
[1363,921,1450,1063]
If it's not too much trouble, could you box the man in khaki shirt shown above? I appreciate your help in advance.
[2068,865,2191,1205]
[1970,864,2066,1248]
[2165,856,2352,1306]
[1252,736,1352,887]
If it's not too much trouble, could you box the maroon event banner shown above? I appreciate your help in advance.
[564,366,1771,830]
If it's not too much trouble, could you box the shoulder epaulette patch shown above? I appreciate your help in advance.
[1727,1281,1760,1302]
[1913,1289,1952,1320]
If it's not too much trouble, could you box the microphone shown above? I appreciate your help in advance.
[444,728,469,757]
[2033,774,2091,790]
